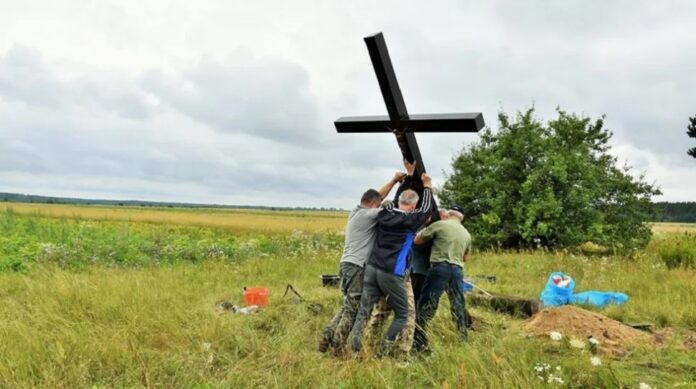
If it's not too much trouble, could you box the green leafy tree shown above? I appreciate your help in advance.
[687,115,696,158]
[439,108,661,251]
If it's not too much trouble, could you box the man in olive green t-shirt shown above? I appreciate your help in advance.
[412,207,471,352]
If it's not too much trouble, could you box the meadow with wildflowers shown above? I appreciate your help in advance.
[1,204,695,387]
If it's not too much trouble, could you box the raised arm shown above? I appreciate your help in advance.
[414,233,429,245]
[393,159,421,204]
[377,171,406,200]
[404,173,435,229]
[414,173,434,214]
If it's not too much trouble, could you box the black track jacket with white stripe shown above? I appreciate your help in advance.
[367,185,434,277]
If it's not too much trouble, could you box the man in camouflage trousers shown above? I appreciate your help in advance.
[318,171,405,354]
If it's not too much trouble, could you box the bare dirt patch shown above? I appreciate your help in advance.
[683,331,696,351]
[524,305,651,354]
[652,327,674,345]
[652,328,696,351]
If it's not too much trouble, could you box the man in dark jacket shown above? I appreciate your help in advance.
[366,160,440,354]
[349,173,434,357]
[387,160,445,306]
[392,161,441,311]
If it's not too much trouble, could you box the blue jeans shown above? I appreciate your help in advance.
[414,262,467,350]
[350,265,410,356]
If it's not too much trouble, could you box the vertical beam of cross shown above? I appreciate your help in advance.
[334,32,484,181]
[365,32,426,177]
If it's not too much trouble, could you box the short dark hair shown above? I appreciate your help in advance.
[450,204,465,216]
[360,189,382,206]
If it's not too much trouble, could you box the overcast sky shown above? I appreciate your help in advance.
[1,1,694,208]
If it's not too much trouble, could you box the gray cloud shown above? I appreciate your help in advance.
[141,53,322,145]
[0,1,694,207]
[0,47,376,207]
[0,45,158,119]
[0,46,65,108]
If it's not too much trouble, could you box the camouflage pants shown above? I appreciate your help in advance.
[366,273,416,355]
[319,262,364,351]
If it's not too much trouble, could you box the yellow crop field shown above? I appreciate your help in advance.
[0,202,347,234]
[650,222,696,236]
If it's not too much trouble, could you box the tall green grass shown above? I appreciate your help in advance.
[1,210,695,387]
[656,232,696,269]
[0,210,342,272]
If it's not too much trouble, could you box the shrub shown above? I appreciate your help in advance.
[439,108,660,251]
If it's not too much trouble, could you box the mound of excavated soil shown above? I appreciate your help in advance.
[524,305,650,355]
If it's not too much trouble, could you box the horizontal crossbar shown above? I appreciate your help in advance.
[334,113,484,133]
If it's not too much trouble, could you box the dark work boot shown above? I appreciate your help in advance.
[318,330,334,353]
[464,308,473,329]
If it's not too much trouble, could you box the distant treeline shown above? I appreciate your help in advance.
[0,192,343,212]
[653,202,696,223]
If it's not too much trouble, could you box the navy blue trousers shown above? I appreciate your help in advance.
[414,262,468,350]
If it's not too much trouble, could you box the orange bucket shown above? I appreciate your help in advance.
[243,287,269,307]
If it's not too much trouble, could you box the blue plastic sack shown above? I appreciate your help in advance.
[462,278,473,293]
[539,272,630,308]
[540,272,576,307]
[573,291,628,308]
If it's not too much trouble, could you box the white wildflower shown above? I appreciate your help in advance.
[549,331,563,341]
[202,342,214,366]
[588,337,600,346]
[590,356,602,366]
[533,362,551,372]
[569,338,586,349]
[638,383,653,389]
[534,363,564,384]
[534,362,548,379]
[547,374,564,384]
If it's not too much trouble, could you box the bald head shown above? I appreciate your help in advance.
[447,210,464,222]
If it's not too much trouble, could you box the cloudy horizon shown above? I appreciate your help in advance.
[1,1,695,209]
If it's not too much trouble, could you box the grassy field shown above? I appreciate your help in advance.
[0,202,347,234]
[651,222,696,236]
[1,205,695,388]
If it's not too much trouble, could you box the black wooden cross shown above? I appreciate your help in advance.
[335,32,485,177]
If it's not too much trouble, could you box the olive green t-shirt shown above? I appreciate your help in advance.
[416,219,471,268]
